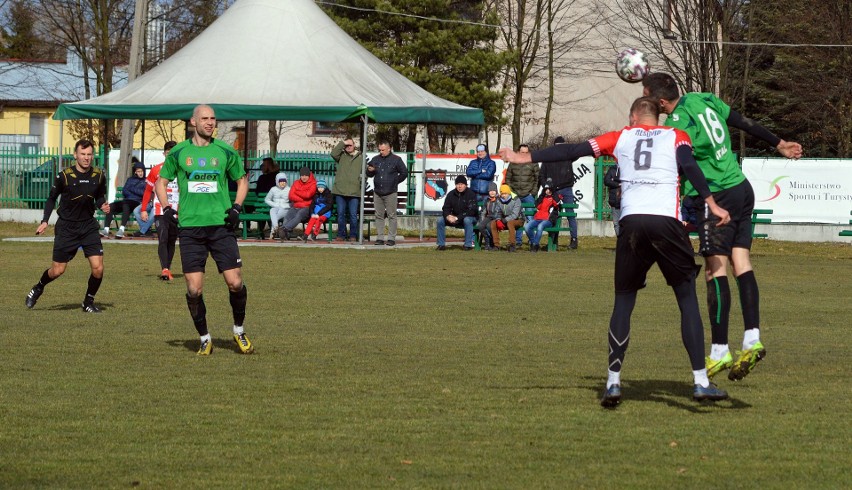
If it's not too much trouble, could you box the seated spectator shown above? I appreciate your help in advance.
[476,182,500,249]
[524,183,560,252]
[436,175,478,251]
[102,157,146,239]
[264,172,290,239]
[302,179,333,241]
[279,166,316,241]
[490,184,525,252]
[131,201,156,237]
[255,157,279,195]
[604,165,622,236]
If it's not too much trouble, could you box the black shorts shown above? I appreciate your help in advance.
[178,226,242,274]
[53,218,103,263]
[614,215,701,293]
[694,180,755,256]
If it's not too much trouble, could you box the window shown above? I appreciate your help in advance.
[311,121,340,136]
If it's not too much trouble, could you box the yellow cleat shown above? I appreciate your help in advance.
[234,333,254,354]
[706,352,733,378]
[197,338,213,356]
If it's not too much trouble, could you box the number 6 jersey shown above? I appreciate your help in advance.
[589,124,693,221]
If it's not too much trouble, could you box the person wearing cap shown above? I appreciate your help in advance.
[490,184,525,252]
[264,172,291,239]
[279,166,317,241]
[302,179,333,241]
[476,182,500,250]
[466,144,496,204]
[540,136,579,249]
[331,137,365,241]
[524,183,561,252]
[365,141,407,246]
[436,175,478,251]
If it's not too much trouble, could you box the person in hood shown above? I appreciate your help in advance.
[466,144,496,203]
[279,166,317,241]
[302,179,333,241]
[476,182,500,250]
[102,156,147,239]
[264,172,290,239]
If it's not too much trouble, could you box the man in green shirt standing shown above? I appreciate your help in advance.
[156,104,254,356]
[643,73,802,381]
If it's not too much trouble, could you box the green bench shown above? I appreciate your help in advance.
[238,193,272,239]
[543,202,579,251]
[751,208,773,238]
[840,210,852,237]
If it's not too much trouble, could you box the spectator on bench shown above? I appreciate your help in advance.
[102,157,147,239]
[436,175,478,251]
[302,179,333,242]
[524,183,560,252]
[476,182,500,250]
[279,166,316,241]
[264,173,290,239]
[490,184,525,252]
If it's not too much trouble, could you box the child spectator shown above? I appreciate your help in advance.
[476,182,500,250]
[490,184,525,252]
[264,172,290,239]
[524,183,560,252]
[302,179,333,241]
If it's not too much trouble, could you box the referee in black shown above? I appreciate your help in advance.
[26,139,111,313]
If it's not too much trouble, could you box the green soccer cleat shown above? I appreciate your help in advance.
[233,333,254,354]
[197,338,213,356]
[706,352,734,378]
[728,341,766,381]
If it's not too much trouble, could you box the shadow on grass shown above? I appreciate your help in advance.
[580,376,752,412]
[46,302,114,312]
[165,337,244,354]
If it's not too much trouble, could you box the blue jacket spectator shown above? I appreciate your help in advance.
[466,144,496,200]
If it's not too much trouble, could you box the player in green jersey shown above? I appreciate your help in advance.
[156,104,254,356]
[643,73,802,381]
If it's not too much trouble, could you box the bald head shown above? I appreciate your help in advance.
[190,104,217,142]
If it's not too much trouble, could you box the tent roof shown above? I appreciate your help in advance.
[54,0,483,125]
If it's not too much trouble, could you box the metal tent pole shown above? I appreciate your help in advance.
[357,115,368,244]
[419,124,427,241]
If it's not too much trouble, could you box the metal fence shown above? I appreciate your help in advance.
[0,146,104,209]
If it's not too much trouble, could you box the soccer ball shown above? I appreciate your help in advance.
[616,48,650,83]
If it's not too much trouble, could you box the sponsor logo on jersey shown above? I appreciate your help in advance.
[186,157,193,166]
[199,158,207,167]
[211,158,219,167]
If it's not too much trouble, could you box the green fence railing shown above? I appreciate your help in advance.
[0,146,106,209]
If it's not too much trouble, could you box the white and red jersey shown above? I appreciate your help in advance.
[141,162,179,216]
[589,124,692,220]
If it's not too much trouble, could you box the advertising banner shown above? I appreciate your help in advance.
[411,154,596,218]
[742,158,852,224]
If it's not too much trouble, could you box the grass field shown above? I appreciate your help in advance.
[1,222,850,488]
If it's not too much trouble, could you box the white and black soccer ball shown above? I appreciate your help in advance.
[615,48,650,83]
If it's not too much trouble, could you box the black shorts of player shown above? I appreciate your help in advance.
[178,226,242,274]
[694,179,755,257]
[52,218,103,263]
[614,215,701,294]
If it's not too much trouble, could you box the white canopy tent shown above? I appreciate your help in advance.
[54,0,484,242]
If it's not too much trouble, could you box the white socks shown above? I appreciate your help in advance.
[200,333,211,343]
[710,344,730,360]
[607,370,621,388]
[743,328,760,350]
[233,325,244,336]
[693,369,710,388]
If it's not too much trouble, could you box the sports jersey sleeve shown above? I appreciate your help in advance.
[727,109,782,147]
[588,131,623,158]
[94,170,107,207]
[140,164,161,210]
[41,171,66,221]
[225,147,246,181]
[159,153,177,181]
[676,145,712,199]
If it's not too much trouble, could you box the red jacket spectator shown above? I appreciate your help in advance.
[289,171,317,208]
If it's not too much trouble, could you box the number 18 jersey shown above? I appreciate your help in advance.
[589,124,692,220]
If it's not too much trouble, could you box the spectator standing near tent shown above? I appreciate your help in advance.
[26,139,110,313]
[331,137,364,242]
[466,143,496,203]
[141,140,178,280]
[366,141,407,246]
[156,104,253,356]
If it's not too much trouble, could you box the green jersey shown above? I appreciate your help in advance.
[665,92,745,196]
[159,138,245,228]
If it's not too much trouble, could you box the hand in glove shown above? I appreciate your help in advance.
[225,203,242,231]
[163,206,178,224]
